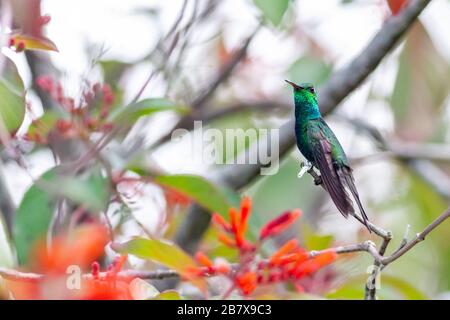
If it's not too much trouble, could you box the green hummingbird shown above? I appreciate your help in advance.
[286,80,370,231]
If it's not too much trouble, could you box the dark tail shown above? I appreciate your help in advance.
[340,166,371,233]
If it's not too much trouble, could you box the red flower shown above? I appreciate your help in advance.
[291,250,337,279]
[203,197,337,297]
[81,255,134,300]
[212,197,255,251]
[185,252,231,277]
[34,224,109,274]
[6,224,135,300]
[259,209,302,240]
[195,252,214,268]
[164,187,191,208]
[235,272,257,295]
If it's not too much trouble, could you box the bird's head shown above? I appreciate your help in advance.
[285,80,317,98]
[285,80,320,119]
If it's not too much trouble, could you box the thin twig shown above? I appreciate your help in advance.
[381,207,450,265]
[0,241,380,283]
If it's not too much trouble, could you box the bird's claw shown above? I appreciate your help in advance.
[298,161,313,178]
[313,176,323,186]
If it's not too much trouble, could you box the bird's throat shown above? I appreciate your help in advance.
[294,97,321,122]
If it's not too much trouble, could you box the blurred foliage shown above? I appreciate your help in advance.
[109,98,188,124]
[155,174,233,218]
[10,33,58,52]
[0,216,13,268]
[328,274,428,300]
[13,168,57,264]
[13,167,111,264]
[113,237,206,293]
[253,0,291,26]
[288,56,332,88]
[391,22,450,140]
[0,55,25,134]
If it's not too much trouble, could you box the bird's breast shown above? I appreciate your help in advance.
[295,122,314,162]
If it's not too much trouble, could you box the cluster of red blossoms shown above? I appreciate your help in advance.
[26,76,115,144]
[190,197,337,296]
[6,224,134,300]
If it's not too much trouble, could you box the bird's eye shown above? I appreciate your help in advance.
[309,87,315,94]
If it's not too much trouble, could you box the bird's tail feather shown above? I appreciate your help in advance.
[340,166,371,233]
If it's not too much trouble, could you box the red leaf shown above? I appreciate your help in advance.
[387,0,408,15]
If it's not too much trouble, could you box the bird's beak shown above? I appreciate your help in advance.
[285,79,303,90]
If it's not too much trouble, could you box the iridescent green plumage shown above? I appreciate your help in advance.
[286,80,370,231]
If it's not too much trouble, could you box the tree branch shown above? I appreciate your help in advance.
[0,167,14,233]
[381,207,450,265]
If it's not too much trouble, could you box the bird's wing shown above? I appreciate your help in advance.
[339,165,370,231]
[307,125,353,217]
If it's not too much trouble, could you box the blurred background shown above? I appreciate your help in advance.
[1,0,450,299]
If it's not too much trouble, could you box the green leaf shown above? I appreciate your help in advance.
[113,238,206,293]
[253,0,290,26]
[288,56,332,87]
[303,226,334,251]
[154,174,231,217]
[26,111,59,141]
[99,60,131,84]
[0,216,14,268]
[129,278,160,299]
[57,170,110,212]
[0,55,25,134]
[13,167,110,264]
[327,274,428,300]
[13,168,57,264]
[153,290,182,300]
[382,274,429,300]
[109,98,188,124]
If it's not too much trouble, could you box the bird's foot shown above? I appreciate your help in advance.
[313,175,323,186]
[298,161,313,178]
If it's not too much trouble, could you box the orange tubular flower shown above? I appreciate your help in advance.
[205,197,338,297]
[291,250,337,279]
[259,209,302,241]
[195,252,214,268]
[7,224,136,300]
[240,197,251,225]
[212,197,255,251]
[35,224,109,274]
[81,256,133,300]
[212,213,231,232]
[269,239,298,266]
[236,271,258,295]
[217,233,235,247]
[164,187,191,208]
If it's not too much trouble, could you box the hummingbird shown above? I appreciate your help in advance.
[285,80,370,231]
